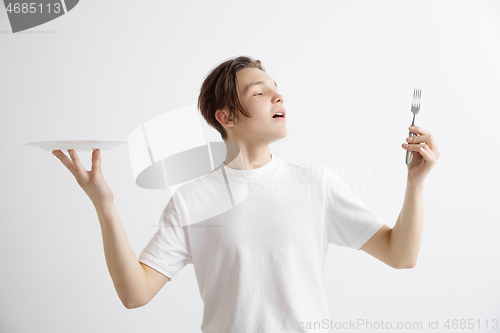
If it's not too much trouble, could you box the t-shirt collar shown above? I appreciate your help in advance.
[221,154,278,176]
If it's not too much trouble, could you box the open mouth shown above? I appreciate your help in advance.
[272,112,285,118]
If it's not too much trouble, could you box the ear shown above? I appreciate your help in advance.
[215,109,235,128]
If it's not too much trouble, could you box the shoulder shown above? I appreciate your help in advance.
[170,165,231,226]
[172,165,225,198]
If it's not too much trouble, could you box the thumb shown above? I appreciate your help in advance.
[91,149,102,174]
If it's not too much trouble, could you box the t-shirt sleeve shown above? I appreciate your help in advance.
[322,166,385,251]
[138,197,192,280]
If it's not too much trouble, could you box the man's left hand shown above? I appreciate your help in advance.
[402,125,440,187]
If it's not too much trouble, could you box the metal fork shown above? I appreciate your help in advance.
[406,89,421,165]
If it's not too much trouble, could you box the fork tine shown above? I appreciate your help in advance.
[412,89,421,107]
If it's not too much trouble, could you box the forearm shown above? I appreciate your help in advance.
[389,182,424,268]
[95,203,147,308]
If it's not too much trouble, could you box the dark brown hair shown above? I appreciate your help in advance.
[198,56,265,141]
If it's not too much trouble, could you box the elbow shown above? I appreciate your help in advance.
[123,301,145,310]
[122,297,147,310]
[401,262,417,269]
[394,258,417,269]
[407,259,417,269]
[123,302,139,310]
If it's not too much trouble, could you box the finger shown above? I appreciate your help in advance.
[409,125,430,135]
[423,133,440,159]
[67,149,87,175]
[406,131,439,154]
[406,134,429,144]
[418,144,437,164]
[91,149,101,175]
[53,150,76,175]
[402,142,424,151]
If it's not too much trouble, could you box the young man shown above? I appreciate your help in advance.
[52,56,439,332]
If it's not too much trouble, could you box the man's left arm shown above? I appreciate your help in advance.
[360,125,440,269]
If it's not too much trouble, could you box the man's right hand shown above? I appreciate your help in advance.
[52,149,114,209]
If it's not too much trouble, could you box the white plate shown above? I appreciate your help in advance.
[24,140,128,151]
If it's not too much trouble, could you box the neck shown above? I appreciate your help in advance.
[224,140,272,170]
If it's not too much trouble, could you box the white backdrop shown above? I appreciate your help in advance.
[1,1,499,332]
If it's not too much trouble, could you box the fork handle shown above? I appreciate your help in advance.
[405,131,415,165]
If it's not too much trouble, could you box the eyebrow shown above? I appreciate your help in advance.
[243,80,278,94]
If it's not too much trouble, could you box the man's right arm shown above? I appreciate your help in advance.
[52,149,169,308]
[96,203,170,309]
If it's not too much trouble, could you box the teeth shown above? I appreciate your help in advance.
[274,112,283,116]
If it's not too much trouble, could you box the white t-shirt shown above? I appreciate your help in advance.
[139,154,385,333]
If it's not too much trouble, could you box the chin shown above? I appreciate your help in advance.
[270,130,287,143]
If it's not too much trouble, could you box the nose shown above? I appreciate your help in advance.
[274,92,284,104]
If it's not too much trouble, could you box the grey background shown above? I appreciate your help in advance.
[1,0,499,332]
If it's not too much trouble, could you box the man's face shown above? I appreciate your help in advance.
[218,67,287,144]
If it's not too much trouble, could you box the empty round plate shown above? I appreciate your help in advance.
[24,140,128,151]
